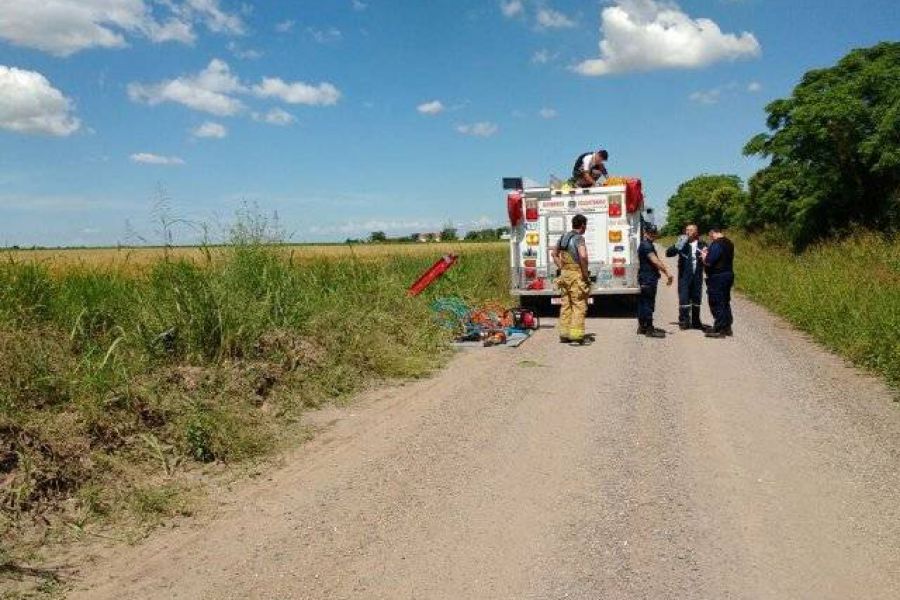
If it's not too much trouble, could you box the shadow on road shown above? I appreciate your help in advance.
[521,296,638,321]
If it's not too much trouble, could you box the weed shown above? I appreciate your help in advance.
[733,232,900,389]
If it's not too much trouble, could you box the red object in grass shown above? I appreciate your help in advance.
[625,178,643,213]
[507,192,523,226]
[407,254,459,297]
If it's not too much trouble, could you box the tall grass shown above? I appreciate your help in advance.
[0,239,509,545]
[734,232,900,389]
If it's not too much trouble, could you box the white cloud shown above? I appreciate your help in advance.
[252,78,341,106]
[0,0,244,57]
[538,107,558,119]
[227,41,262,60]
[130,152,185,165]
[352,0,368,11]
[417,100,445,115]
[252,107,296,126]
[191,121,227,138]
[306,27,342,44]
[573,0,761,76]
[275,20,295,33]
[182,0,245,35]
[532,49,552,64]
[146,18,196,44]
[0,66,81,136]
[747,81,762,92]
[501,1,524,18]
[456,122,499,137]
[536,8,575,29]
[689,89,721,105]
[128,58,246,116]
[129,60,342,118]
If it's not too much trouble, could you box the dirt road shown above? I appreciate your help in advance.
[70,275,900,599]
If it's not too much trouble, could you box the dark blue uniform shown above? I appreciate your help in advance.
[637,238,661,329]
[704,237,735,333]
[666,237,707,328]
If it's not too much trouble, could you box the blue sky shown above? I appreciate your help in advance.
[1,0,897,247]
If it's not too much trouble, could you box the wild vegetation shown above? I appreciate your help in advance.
[0,234,508,564]
[733,232,899,389]
[666,42,899,247]
[663,43,899,390]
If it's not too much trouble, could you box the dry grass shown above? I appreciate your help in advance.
[1,239,510,588]
[4,242,504,275]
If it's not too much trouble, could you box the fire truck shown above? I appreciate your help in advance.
[504,177,648,307]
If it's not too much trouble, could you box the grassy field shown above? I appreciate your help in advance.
[733,232,899,390]
[1,240,509,565]
[4,242,505,275]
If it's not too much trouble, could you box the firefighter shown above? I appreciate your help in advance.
[637,223,674,338]
[570,149,609,188]
[665,223,707,330]
[701,225,735,338]
[552,214,591,344]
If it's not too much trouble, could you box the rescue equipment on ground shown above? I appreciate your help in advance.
[507,308,540,330]
[430,298,537,347]
[407,254,458,297]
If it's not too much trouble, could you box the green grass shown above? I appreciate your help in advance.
[0,240,509,556]
[733,232,900,390]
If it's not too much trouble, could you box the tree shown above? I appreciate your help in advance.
[662,175,747,235]
[743,42,900,247]
[440,226,458,242]
[369,231,387,243]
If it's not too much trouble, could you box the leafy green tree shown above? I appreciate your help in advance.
[440,226,458,241]
[369,231,387,243]
[662,174,747,235]
[743,42,900,247]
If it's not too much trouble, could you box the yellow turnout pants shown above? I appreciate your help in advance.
[556,268,589,341]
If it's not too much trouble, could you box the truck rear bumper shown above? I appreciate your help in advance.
[513,288,640,296]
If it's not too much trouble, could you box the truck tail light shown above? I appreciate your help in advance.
[507,192,523,226]
[525,200,539,221]
[609,230,622,243]
[609,200,622,217]
[524,267,537,279]
[613,267,626,277]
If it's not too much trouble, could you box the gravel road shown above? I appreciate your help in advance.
[70,270,900,600]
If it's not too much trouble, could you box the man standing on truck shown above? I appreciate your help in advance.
[637,223,674,338]
[701,225,735,338]
[666,223,707,330]
[570,149,609,188]
[552,214,591,344]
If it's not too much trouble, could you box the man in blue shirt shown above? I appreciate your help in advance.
[700,225,735,338]
[666,223,707,330]
[637,223,674,338]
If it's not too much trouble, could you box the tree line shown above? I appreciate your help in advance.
[663,42,899,249]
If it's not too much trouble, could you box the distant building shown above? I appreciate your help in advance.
[417,233,443,243]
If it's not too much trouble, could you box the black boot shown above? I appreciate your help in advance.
[645,323,666,338]
[705,329,726,338]
[691,306,705,330]
[636,322,648,335]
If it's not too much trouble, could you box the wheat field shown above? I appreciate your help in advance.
[4,242,505,275]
